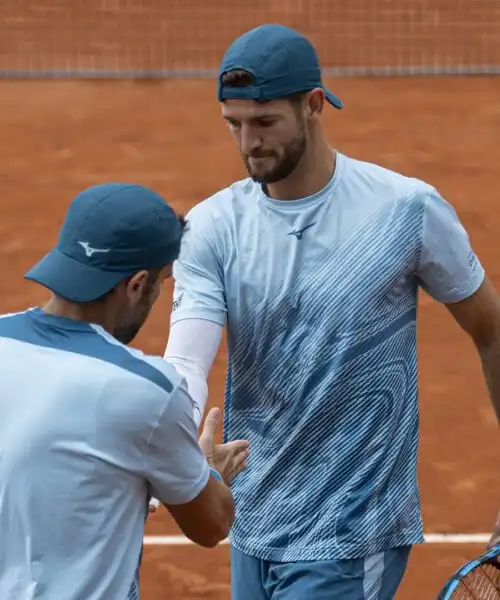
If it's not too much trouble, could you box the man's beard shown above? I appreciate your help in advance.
[244,127,307,184]
[113,320,144,345]
[112,289,154,345]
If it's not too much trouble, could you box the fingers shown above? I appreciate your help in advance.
[222,439,250,453]
[199,407,220,443]
[228,446,250,479]
[199,409,250,482]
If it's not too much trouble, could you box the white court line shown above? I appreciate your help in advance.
[143,533,491,546]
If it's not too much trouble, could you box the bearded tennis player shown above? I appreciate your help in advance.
[163,24,500,600]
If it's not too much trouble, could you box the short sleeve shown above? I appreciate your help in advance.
[144,383,210,505]
[416,187,485,303]
[171,206,227,326]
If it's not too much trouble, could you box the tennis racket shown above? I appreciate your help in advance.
[436,545,500,599]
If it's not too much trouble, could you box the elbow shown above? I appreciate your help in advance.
[187,493,235,549]
[194,521,232,548]
[197,535,226,549]
[168,476,235,549]
[218,502,235,541]
[201,500,235,548]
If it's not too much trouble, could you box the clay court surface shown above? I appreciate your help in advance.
[1,2,500,599]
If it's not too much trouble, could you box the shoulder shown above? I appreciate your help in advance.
[341,153,434,207]
[180,178,259,260]
[79,331,199,453]
[88,325,184,398]
[89,327,196,431]
[0,310,187,421]
[186,177,259,225]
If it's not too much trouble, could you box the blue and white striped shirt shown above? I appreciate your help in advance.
[171,152,484,561]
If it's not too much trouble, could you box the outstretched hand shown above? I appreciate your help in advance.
[198,407,249,485]
[147,407,249,514]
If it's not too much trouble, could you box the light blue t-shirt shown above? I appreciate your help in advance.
[0,308,209,600]
[171,152,485,561]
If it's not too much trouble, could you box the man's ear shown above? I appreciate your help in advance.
[307,88,325,119]
[123,270,149,305]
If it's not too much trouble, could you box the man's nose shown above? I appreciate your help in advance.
[240,124,262,156]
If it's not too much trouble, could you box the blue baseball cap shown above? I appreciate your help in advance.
[218,24,343,109]
[25,183,183,303]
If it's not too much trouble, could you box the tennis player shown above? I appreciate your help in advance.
[0,183,248,600]
[164,24,500,599]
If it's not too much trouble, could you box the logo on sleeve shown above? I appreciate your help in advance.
[172,293,184,312]
[468,250,478,272]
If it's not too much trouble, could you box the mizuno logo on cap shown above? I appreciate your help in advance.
[78,241,111,258]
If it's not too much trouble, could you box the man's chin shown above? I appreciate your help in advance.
[250,170,286,185]
[250,172,267,183]
[247,166,279,184]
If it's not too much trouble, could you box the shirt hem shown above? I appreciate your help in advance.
[229,530,425,562]
[432,266,485,305]
[162,463,210,506]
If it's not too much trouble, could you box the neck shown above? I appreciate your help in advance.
[265,139,336,201]
[43,295,114,333]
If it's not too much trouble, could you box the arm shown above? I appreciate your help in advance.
[415,187,500,548]
[150,319,222,513]
[415,187,500,415]
[164,318,223,427]
[148,206,245,515]
[446,278,500,421]
[145,385,234,548]
[168,475,233,548]
[165,204,227,425]
[411,186,500,548]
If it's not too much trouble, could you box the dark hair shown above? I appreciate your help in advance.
[220,69,307,106]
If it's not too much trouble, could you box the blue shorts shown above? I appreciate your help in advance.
[231,545,411,600]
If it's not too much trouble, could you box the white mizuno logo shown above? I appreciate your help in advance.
[78,241,111,258]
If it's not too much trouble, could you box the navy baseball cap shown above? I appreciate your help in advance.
[218,24,343,109]
[25,183,183,303]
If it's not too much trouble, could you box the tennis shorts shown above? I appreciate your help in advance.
[231,545,411,600]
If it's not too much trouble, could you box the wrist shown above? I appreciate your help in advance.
[209,466,224,483]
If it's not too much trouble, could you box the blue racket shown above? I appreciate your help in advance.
[437,545,500,599]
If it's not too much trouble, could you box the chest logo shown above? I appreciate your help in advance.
[287,222,317,240]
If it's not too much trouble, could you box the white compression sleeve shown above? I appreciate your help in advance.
[149,319,223,512]
[164,318,223,428]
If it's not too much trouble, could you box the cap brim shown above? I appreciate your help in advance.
[324,88,343,110]
[25,248,130,303]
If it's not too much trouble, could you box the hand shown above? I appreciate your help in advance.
[198,407,249,485]
[487,510,500,549]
